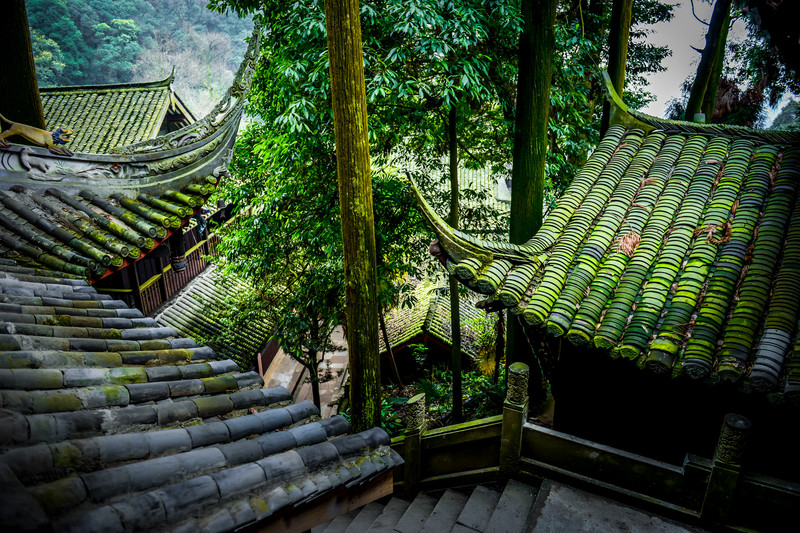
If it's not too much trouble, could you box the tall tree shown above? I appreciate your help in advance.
[507,0,557,400]
[685,0,732,121]
[448,105,463,423]
[601,0,634,134]
[1,0,45,129]
[324,0,381,432]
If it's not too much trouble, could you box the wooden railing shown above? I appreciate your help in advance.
[391,363,800,531]
[98,233,220,316]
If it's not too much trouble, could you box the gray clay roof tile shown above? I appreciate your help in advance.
[0,259,400,532]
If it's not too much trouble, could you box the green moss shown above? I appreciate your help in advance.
[97,386,129,406]
[108,367,147,384]
[201,375,237,394]
[28,477,85,516]
[49,442,81,468]
[82,352,123,367]
[33,392,82,413]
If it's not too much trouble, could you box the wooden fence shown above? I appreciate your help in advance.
[391,363,800,531]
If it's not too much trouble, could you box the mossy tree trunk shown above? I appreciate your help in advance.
[324,0,381,432]
[685,0,732,121]
[448,104,463,423]
[1,0,45,130]
[700,2,732,120]
[507,0,556,402]
[601,0,633,135]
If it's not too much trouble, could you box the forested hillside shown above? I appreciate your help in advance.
[27,0,253,115]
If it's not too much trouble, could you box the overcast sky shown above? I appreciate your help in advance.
[640,0,791,125]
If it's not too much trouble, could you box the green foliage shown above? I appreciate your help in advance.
[770,99,800,131]
[30,29,65,85]
[26,0,252,103]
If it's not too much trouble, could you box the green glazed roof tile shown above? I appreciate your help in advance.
[415,83,800,402]
[39,77,181,153]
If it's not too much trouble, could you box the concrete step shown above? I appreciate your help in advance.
[419,488,469,533]
[365,497,412,533]
[320,508,361,533]
[484,479,538,533]
[344,501,385,533]
[454,485,502,532]
[393,492,438,533]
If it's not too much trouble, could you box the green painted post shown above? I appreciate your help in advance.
[500,363,529,478]
[403,393,426,496]
[701,413,751,524]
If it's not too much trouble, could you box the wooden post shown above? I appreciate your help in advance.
[403,393,426,496]
[701,413,751,524]
[1,0,46,130]
[157,255,168,303]
[500,363,529,478]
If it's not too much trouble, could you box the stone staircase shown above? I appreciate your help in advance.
[311,479,539,533]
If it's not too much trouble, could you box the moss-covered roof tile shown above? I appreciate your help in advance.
[39,77,181,153]
[0,258,400,531]
[417,84,800,402]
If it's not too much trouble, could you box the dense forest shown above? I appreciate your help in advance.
[27,0,253,115]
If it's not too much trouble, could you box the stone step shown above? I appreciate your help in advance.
[454,485,502,533]
[320,507,361,533]
[393,492,438,533]
[484,479,538,533]
[344,501,385,533]
[365,496,412,533]
[420,488,469,533]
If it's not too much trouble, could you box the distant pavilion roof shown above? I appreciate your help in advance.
[379,278,495,359]
[40,74,195,154]
[414,75,800,402]
[1,29,260,282]
[155,265,274,369]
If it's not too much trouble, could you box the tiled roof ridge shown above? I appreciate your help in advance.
[39,73,174,95]
[0,259,401,531]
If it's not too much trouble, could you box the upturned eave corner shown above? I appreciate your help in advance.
[600,71,656,134]
[405,174,492,267]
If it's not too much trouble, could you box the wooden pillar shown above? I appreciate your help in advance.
[402,393,425,496]
[701,413,751,524]
[131,262,144,314]
[157,255,168,303]
[500,363,529,478]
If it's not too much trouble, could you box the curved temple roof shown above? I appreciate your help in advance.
[413,74,800,402]
[0,26,261,281]
[0,258,400,531]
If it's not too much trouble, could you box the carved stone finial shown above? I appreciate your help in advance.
[506,362,529,405]
[714,413,751,465]
[405,393,426,432]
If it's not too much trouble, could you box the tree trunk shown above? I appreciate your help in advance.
[1,0,45,130]
[601,0,633,135]
[448,105,463,423]
[494,311,505,385]
[685,0,732,121]
[701,5,732,120]
[309,354,322,411]
[379,310,403,386]
[324,0,381,432]
[508,0,556,403]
